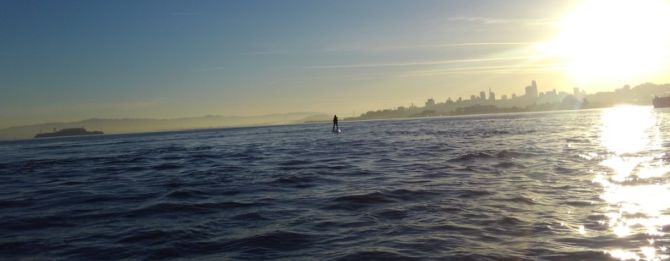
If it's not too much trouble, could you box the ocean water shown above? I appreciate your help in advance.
[2,107,670,260]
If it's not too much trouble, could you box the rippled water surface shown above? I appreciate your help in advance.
[3,107,670,260]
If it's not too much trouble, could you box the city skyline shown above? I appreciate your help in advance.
[2,0,670,129]
[389,79,599,112]
[433,80,567,105]
[357,81,670,120]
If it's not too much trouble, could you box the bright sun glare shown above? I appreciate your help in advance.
[594,106,670,260]
[541,0,670,83]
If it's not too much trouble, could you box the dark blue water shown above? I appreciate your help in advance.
[2,107,670,260]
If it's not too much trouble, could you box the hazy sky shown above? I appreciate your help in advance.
[2,0,670,128]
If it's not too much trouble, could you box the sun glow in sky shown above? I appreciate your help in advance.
[541,0,670,84]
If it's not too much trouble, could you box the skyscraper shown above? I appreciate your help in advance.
[525,80,538,98]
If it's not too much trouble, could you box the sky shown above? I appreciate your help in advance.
[2,0,670,128]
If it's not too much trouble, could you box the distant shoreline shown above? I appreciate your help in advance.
[2,105,651,143]
[1,104,661,142]
[0,112,329,141]
[346,103,617,122]
[351,82,669,121]
[0,121,318,142]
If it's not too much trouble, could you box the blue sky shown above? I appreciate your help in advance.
[2,0,668,128]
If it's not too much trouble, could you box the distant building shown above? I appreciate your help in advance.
[446,97,454,104]
[470,95,477,101]
[501,95,508,100]
[480,91,486,101]
[488,88,495,101]
[425,98,435,107]
[573,87,581,96]
[457,97,462,102]
[525,80,538,98]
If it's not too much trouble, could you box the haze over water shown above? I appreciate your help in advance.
[2,107,670,260]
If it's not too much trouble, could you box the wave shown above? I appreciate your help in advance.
[449,152,495,162]
[1,215,75,231]
[456,189,494,198]
[449,150,537,163]
[495,216,525,226]
[0,198,33,209]
[496,195,537,205]
[231,212,269,221]
[164,189,210,199]
[271,174,338,188]
[125,201,265,217]
[373,208,409,220]
[495,150,538,158]
[493,161,525,169]
[224,230,317,252]
[565,200,593,207]
[152,163,182,170]
[325,189,440,211]
[279,159,313,166]
[337,251,419,261]
[331,192,396,205]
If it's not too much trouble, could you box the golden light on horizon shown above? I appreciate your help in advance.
[540,0,670,84]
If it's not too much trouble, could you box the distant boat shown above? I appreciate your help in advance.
[34,127,104,138]
[653,96,670,108]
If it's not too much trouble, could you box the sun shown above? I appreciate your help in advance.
[540,0,670,84]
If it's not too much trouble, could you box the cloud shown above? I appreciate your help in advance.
[404,63,563,76]
[448,16,512,24]
[240,41,539,56]
[447,16,556,25]
[363,42,537,52]
[304,56,540,69]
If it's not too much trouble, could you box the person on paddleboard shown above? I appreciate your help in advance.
[332,115,339,132]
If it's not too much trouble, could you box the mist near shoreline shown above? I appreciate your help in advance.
[0,112,329,140]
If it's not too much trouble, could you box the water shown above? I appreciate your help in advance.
[2,107,670,260]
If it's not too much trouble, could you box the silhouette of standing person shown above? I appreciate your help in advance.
[332,115,339,132]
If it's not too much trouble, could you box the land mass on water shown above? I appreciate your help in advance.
[34,128,103,138]
[351,82,670,120]
[0,112,329,140]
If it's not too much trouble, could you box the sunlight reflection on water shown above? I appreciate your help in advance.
[593,106,670,260]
